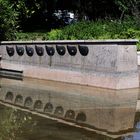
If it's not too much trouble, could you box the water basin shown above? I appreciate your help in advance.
[0,77,140,140]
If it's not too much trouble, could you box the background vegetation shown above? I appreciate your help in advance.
[16,19,140,40]
[0,0,18,40]
[0,0,140,49]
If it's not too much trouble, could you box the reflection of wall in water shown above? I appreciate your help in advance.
[0,78,138,134]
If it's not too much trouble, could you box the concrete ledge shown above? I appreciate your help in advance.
[0,39,138,45]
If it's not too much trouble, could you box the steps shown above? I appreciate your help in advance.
[0,68,23,80]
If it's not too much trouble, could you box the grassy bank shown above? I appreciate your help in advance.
[16,19,140,50]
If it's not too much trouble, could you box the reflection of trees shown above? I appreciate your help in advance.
[0,105,34,140]
[134,112,140,129]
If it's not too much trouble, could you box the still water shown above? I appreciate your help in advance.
[0,77,140,140]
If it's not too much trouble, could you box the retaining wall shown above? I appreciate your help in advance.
[0,40,139,89]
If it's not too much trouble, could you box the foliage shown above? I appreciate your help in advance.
[47,18,139,40]
[0,0,139,33]
[16,32,47,41]
[47,29,62,40]
[16,18,140,50]
[114,0,140,20]
[0,0,18,41]
[0,106,33,140]
[8,0,42,31]
[5,0,139,32]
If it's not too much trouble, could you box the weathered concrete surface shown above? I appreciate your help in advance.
[0,40,139,89]
[137,51,140,89]
[136,100,140,112]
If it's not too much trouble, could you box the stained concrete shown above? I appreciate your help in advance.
[0,40,139,89]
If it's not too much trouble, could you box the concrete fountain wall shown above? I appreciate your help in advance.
[0,40,139,89]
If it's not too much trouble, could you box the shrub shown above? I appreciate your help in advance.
[15,18,140,50]
[16,32,47,41]
[46,18,139,40]
[0,0,18,41]
[47,29,62,40]
[46,19,140,50]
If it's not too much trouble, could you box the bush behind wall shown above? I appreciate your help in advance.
[0,0,18,41]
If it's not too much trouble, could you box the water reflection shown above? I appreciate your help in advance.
[0,77,140,140]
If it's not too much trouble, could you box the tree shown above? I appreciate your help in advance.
[8,0,42,31]
[0,0,17,40]
[114,0,140,20]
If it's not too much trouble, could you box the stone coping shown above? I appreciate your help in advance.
[0,39,138,45]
